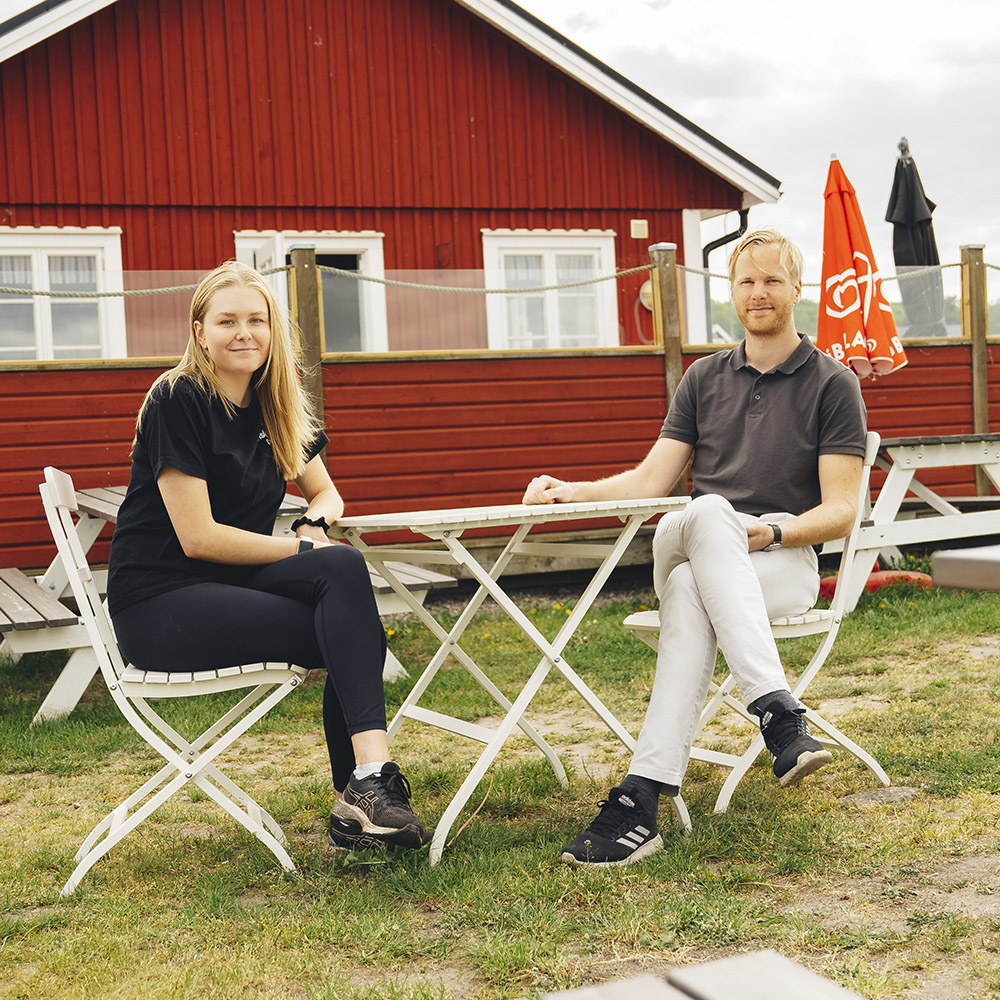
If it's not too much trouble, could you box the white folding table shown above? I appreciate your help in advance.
[333,497,691,864]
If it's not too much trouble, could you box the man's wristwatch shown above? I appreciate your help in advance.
[297,537,316,554]
[762,523,782,551]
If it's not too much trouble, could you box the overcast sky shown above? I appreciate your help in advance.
[521,0,997,301]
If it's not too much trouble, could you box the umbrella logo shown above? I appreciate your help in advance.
[824,252,894,324]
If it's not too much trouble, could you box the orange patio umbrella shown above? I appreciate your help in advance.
[816,157,907,378]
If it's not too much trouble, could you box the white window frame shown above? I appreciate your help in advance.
[481,229,619,350]
[234,230,388,352]
[0,227,126,361]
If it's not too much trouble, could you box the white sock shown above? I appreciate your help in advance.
[353,761,387,781]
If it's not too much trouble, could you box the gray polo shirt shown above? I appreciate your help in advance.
[660,335,867,516]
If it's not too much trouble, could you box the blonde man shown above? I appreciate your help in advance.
[523,231,867,867]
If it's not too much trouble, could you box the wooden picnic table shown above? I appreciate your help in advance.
[829,433,1000,610]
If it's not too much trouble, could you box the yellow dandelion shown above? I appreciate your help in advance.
[565,608,572,616]
[387,628,396,636]
[639,604,648,611]
[554,602,562,610]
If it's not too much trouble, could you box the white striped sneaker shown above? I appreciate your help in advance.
[560,784,663,867]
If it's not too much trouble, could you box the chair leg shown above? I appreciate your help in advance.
[667,792,692,836]
[803,708,890,787]
[712,732,767,814]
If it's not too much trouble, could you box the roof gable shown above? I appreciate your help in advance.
[1,0,780,206]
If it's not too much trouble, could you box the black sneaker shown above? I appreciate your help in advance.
[757,701,832,787]
[326,813,387,853]
[329,762,428,849]
[560,785,663,867]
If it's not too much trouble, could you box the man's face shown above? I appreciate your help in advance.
[731,243,802,337]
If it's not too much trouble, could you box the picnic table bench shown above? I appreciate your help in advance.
[1,483,455,724]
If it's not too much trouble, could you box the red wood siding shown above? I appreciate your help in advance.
[2,345,997,573]
[0,0,738,291]
[1,352,668,571]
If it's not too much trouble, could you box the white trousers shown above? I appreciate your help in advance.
[629,493,820,787]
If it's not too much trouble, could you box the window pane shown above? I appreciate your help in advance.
[506,295,546,349]
[0,303,36,354]
[49,255,98,292]
[503,255,543,290]
[0,255,32,288]
[52,302,100,350]
[559,296,598,346]
[555,254,594,283]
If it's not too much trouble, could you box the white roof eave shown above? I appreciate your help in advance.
[0,0,116,63]
[456,0,781,207]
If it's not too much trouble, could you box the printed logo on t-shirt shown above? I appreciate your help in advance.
[258,429,271,446]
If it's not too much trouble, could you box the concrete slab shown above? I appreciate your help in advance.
[931,544,1000,592]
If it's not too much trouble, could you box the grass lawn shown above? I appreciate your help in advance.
[1,572,999,999]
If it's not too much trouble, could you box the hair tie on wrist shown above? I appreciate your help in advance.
[291,514,330,533]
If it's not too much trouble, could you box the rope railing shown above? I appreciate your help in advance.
[0,260,979,299]
[0,265,291,298]
[316,262,653,292]
[677,261,963,287]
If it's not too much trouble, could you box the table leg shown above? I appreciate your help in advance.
[30,646,99,725]
[345,528,565,770]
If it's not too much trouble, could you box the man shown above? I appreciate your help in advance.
[522,230,867,867]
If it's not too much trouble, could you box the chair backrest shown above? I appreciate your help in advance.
[40,466,127,686]
[825,431,880,617]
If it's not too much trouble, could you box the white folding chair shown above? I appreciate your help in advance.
[623,432,890,815]
[40,466,310,895]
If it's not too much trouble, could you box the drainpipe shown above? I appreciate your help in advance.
[701,209,749,342]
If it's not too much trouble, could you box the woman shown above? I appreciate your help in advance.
[107,261,426,852]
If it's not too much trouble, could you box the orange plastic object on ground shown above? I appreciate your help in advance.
[819,569,932,600]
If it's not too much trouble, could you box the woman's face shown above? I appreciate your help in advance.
[194,285,272,400]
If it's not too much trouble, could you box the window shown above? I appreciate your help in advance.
[0,228,126,361]
[234,231,388,352]
[482,230,619,350]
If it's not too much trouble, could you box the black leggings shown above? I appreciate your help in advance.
[111,544,387,792]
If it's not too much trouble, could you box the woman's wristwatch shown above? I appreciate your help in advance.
[296,537,316,554]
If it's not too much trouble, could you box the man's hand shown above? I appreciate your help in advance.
[522,475,577,505]
[746,520,777,553]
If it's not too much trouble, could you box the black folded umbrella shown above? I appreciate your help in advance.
[885,137,947,337]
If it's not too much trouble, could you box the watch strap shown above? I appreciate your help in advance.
[764,522,782,550]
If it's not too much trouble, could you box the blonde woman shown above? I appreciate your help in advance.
[107,261,426,852]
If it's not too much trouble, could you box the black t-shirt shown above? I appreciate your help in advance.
[659,336,867,516]
[107,377,328,616]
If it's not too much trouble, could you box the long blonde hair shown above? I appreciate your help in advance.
[136,261,322,480]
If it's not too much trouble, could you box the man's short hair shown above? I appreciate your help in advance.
[728,229,804,286]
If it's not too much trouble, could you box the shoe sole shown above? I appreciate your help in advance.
[560,834,664,868]
[326,831,387,853]
[330,800,428,848]
[777,748,833,787]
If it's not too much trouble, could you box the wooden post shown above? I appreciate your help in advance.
[649,242,686,494]
[289,245,325,448]
[960,244,989,495]
[649,242,683,404]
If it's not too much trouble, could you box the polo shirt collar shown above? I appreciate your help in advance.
[729,334,815,374]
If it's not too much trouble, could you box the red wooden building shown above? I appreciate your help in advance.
[0,0,996,571]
